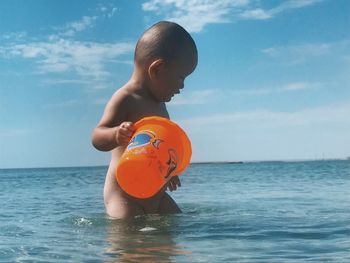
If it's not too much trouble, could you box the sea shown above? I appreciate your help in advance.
[0,160,349,262]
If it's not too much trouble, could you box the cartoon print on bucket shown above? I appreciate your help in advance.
[127,131,163,150]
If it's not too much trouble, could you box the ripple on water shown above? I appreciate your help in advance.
[74,217,93,226]
[0,225,35,237]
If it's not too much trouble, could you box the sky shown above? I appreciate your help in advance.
[0,0,349,168]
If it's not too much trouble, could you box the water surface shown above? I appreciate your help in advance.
[1,160,349,262]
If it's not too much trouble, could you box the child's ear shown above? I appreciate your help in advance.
[148,59,165,80]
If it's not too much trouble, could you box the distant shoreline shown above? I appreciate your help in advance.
[1,158,349,170]
[192,158,350,165]
[191,161,244,164]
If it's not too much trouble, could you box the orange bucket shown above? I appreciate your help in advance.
[116,116,192,199]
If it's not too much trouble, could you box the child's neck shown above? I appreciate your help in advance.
[128,71,156,102]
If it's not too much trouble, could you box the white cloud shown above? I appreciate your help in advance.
[240,0,323,20]
[62,16,98,37]
[98,5,118,18]
[271,0,323,13]
[168,89,217,105]
[142,0,325,32]
[240,8,272,20]
[108,7,118,18]
[49,15,99,38]
[92,98,109,105]
[2,7,119,44]
[262,43,331,58]
[142,0,249,33]
[40,78,117,92]
[54,6,118,37]
[178,102,350,129]
[40,79,91,86]
[260,40,350,68]
[281,82,314,91]
[0,6,131,88]
[1,31,27,41]
[44,100,80,109]
[100,6,107,12]
[0,129,34,138]
[1,39,134,80]
[226,81,323,97]
[167,82,322,105]
[178,101,350,161]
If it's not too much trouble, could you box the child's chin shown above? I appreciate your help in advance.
[162,94,172,102]
[165,96,173,102]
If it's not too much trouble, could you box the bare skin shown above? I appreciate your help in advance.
[92,49,197,219]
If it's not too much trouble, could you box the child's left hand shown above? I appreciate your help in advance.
[167,176,181,192]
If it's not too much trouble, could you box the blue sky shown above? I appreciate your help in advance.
[0,0,349,168]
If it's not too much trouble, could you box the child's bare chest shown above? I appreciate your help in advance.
[128,99,169,122]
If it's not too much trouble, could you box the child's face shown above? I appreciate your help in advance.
[151,51,197,102]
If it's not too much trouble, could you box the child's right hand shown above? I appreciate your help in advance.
[116,122,135,146]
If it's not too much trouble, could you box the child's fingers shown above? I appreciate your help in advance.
[170,176,181,188]
[167,180,173,191]
[167,176,181,192]
[174,176,181,187]
[121,128,133,138]
[119,123,134,137]
[168,181,176,192]
[128,123,135,132]
[121,122,135,132]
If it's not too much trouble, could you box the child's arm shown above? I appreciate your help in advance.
[92,92,135,151]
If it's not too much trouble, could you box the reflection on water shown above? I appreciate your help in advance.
[105,215,191,262]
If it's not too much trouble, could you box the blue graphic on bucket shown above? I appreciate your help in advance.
[127,131,163,150]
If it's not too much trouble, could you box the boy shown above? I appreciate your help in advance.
[92,21,198,219]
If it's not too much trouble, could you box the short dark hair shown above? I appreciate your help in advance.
[134,21,197,65]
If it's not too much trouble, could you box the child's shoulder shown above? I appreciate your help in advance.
[110,86,135,104]
[102,88,131,116]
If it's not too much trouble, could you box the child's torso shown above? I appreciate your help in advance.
[104,87,170,214]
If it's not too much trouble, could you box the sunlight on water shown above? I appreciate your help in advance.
[139,227,158,232]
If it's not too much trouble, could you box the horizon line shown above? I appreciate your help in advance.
[1,157,349,170]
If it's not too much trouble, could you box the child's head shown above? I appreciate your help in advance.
[134,21,198,102]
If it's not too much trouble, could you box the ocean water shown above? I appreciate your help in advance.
[0,160,349,262]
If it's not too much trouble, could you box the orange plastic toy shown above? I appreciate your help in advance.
[116,116,192,199]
